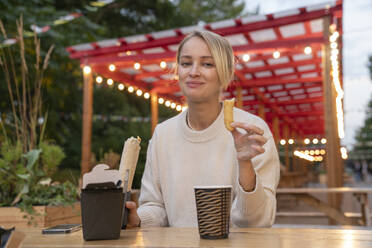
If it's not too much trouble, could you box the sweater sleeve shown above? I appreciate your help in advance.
[137,129,168,227]
[230,131,280,227]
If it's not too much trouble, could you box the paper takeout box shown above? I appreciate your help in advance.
[81,182,124,241]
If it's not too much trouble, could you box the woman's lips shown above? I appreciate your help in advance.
[186,81,204,88]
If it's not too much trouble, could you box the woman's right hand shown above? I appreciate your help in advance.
[125,201,141,227]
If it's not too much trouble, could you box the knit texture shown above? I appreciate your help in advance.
[137,104,280,227]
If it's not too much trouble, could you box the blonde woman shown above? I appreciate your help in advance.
[126,30,280,227]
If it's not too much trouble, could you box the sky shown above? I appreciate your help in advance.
[243,0,372,149]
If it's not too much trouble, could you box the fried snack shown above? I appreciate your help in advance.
[224,98,235,131]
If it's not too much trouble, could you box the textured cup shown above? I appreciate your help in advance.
[194,186,232,239]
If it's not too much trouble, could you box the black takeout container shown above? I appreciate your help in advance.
[81,182,124,241]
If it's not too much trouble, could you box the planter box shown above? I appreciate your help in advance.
[0,202,81,228]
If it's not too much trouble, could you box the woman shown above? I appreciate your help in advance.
[126,30,280,227]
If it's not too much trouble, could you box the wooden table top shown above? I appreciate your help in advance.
[20,226,372,248]
[277,187,372,194]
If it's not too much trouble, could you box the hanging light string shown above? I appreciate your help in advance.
[329,26,345,139]
[82,65,186,112]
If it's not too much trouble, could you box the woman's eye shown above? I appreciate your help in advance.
[203,63,214,67]
[180,62,191,67]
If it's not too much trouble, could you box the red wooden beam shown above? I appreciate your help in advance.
[238,58,321,74]
[239,76,322,87]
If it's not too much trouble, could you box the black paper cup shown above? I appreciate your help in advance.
[194,186,232,239]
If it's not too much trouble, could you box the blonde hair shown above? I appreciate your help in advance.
[176,30,235,90]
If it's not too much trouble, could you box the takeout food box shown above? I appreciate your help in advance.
[81,182,124,241]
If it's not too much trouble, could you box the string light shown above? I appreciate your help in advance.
[171,102,176,109]
[304,138,310,144]
[329,28,345,139]
[320,149,326,155]
[294,150,315,161]
[118,84,124,90]
[280,139,286,145]
[182,106,188,111]
[136,89,143,96]
[107,78,113,86]
[160,61,167,69]
[304,46,312,55]
[165,100,171,107]
[341,147,348,160]
[128,86,134,93]
[242,54,250,62]
[176,105,182,111]
[158,98,165,104]
[273,51,280,59]
[288,139,294,145]
[134,62,141,70]
[313,138,319,144]
[83,66,91,74]
[144,92,150,99]
[96,76,103,84]
[321,138,327,144]
[109,64,116,71]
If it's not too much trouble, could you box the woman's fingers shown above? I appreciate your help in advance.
[248,134,268,145]
[230,122,264,135]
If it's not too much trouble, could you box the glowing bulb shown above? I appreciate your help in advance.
[320,149,326,155]
[171,102,176,109]
[310,150,315,155]
[96,76,103,84]
[273,51,280,59]
[136,89,143,96]
[107,78,113,86]
[160,61,167,69]
[176,105,182,111]
[318,156,323,161]
[126,51,132,55]
[315,150,320,155]
[280,139,286,145]
[109,64,116,71]
[165,100,171,107]
[134,62,141,70]
[304,46,312,55]
[288,139,294,145]
[158,98,164,104]
[182,106,188,111]
[304,138,310,144]
[305,150,309,155]
[144,92,150,99]
[313,138,319,144]
[331,42,338,49]
[321,138,327,144]
[242,54,250,62]
[128,86,134,93]
[83,66,91,74]
[118,84,124,90]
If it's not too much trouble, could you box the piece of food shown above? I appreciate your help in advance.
[224,98,235,131]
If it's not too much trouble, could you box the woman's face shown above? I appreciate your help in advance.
[177,36,221,104]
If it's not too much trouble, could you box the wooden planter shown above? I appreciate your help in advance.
[0,202,81,228]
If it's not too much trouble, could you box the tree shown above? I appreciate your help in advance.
[351,55,372,160]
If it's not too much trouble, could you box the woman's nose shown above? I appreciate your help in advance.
[189,63,200,77]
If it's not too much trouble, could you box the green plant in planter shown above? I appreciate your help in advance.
[0,140,78,219]
[0,17,78,223]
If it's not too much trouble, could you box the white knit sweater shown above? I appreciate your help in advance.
[137,106,280,227]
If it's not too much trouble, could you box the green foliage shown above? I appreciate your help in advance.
[0,140,78,217]
[351,55,372,160]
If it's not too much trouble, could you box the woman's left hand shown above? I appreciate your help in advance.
[230,122,268,162]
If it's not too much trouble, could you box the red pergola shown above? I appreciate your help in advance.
[67,0,344,201]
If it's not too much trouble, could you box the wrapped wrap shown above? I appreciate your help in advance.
[119,137,141,192]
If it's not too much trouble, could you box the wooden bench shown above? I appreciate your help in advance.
[276,187,372,226]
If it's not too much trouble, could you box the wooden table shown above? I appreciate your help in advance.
[19,227,372,247]
[277,187,372,226]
